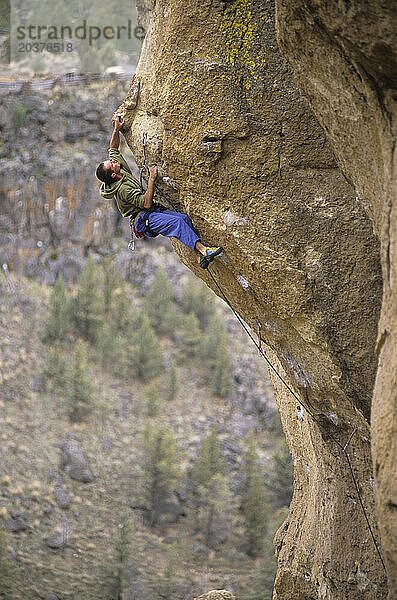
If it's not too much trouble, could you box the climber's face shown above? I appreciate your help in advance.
[103,159,121,176]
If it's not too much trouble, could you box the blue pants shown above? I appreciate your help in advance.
[135,207,200,250]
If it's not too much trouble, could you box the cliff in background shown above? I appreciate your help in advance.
[119,0,394,598]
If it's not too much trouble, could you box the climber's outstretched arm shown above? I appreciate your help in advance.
[109,115,123,149]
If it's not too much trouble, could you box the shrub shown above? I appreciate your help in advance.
[12,101,27,129]
[145,383,162,417]
[44,274,70,343]
[131,312,163,380]
[68,339,95,422]
[141,422,181,526]
[146,267,178,336]
[73,254,104,342]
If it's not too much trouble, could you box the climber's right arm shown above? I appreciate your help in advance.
[109,115,123,149]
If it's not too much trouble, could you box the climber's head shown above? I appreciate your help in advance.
[96,159,121,185]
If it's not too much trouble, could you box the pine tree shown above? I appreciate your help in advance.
[240,432,269,556]
[244,474,268,556]
[246,539,277,600]
[0,528,17,599]
[268,443,293,509]
[103,258,117,315]
[96,321,124,370]
[44,274,70,342]
[132,312,163,381]
[146,267,178,336]
[167,361,179,401]
[141,421,181,526]
[111,284,135,335]
[213,334,233,398]
[69,339,95,422]
[200,313,227,367]
[73,254,104,342]
[181,278,214,330]
[145,383,162,417]
[180,312,202,358]
[190,426,230,547]
[116,518,147,599]
[240,431,257,501]
[159,544,179,597]
[45,344,68,394]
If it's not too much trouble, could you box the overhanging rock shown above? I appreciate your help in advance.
[120,1,388,598]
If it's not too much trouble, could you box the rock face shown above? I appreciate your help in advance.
[274,2,397,597]
[193,592,235,600]
[120,0,390,598]
[0,82,127,282]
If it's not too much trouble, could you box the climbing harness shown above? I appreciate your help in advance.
[128,132,154,251]
[206,265,387,573]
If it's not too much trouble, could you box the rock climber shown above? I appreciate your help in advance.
[95,115,223,268]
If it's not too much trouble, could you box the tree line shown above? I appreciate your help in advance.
[0,256,293,599]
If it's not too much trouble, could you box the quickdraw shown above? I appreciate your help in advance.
[128,215,145,252]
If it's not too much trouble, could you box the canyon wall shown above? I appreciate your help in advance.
[120,0,391,597]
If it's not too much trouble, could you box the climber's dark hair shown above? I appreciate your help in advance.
[96,162,113,186]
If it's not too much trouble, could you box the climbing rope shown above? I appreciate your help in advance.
[206,265,387,573]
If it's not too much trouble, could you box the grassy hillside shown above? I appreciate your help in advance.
[0,234,291,600]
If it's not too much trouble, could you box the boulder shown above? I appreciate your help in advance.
[6,514,28,532]
[54,486,71,509]
[56,437,94,483]
[64,123,85,143]
[45,533,67,550]
[193,592,235,600]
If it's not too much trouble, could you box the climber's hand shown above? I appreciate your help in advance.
[112,114,124,131]
[149,165,158,181]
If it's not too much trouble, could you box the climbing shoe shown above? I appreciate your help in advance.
[199,246,223,269]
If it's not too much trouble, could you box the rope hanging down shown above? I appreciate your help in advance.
[206,265,386,573]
